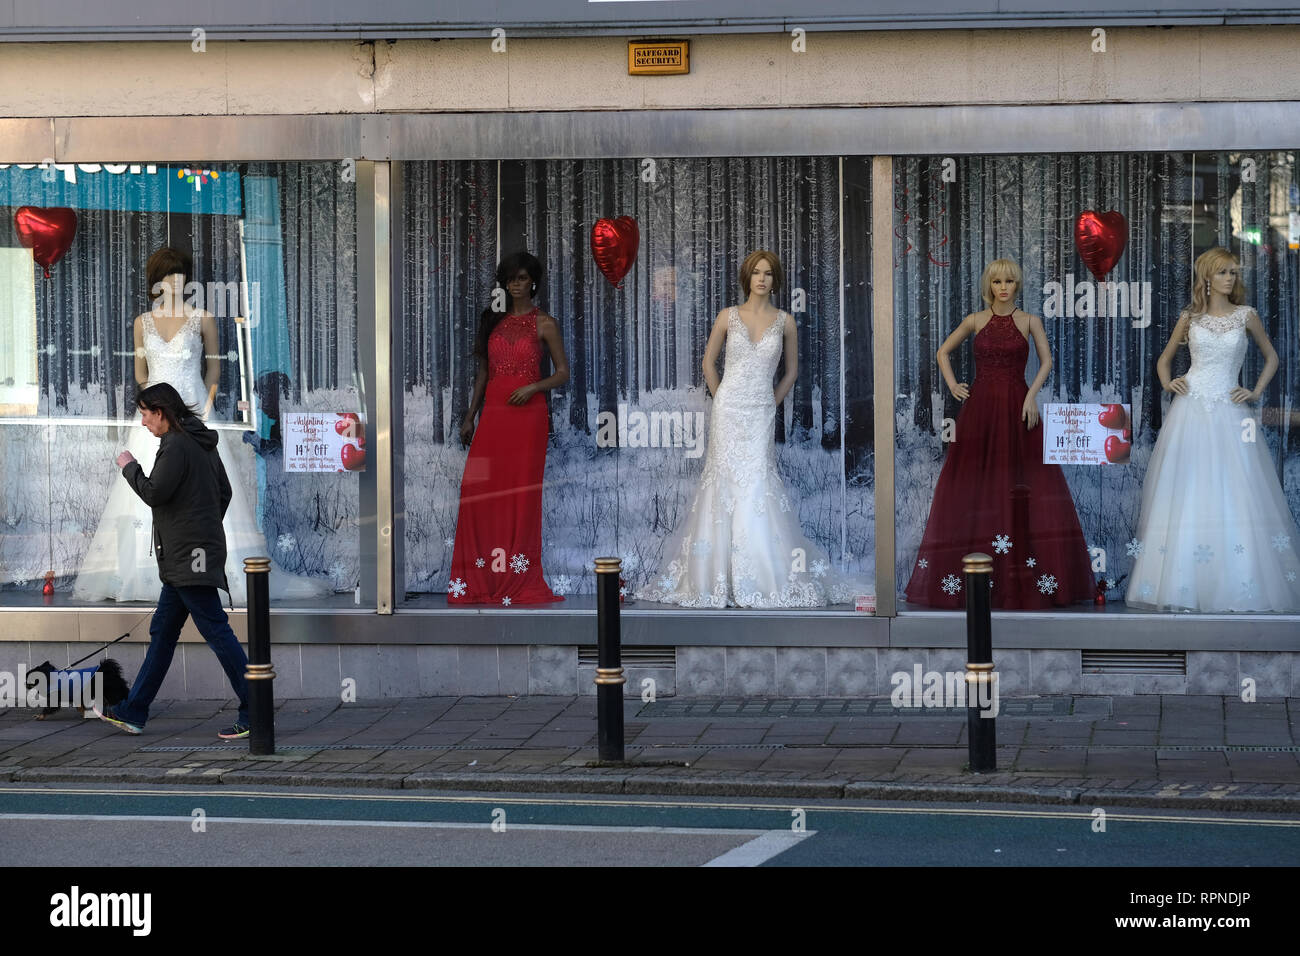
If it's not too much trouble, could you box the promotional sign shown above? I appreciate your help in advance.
[284,412,366,473]
[1043,403,1132,465]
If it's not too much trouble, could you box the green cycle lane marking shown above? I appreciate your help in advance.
[0,785,1296,831]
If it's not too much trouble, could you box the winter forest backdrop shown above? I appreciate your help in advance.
[894,151,1300,600]
[402,157,876,597]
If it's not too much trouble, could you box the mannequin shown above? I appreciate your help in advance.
[1127,247,1300,611]
[904,258,1094,609]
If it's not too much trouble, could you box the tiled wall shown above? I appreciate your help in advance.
[2,642,1297,700]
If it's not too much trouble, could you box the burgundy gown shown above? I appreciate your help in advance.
[904,310,1094,609]
[447,307,563,606]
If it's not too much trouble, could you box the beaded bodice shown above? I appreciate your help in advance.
[1185,306,1250,407]
[488,308,543,381]
[142,310,206,408]
[973,312,1029,384]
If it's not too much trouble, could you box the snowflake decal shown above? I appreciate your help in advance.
[620,553,640,572]
[619,585,629,598]
[277,533,296,553]
[691,538,713,556]
[1234,544,1246,555]
[1037,574,1058,595]
[444,537,455,547]
[329,560,351,587]
[811,559,828,578]
[475,557,485,568]
[13,568,34,587]
[940,574,961,596]
[1272,533,1291,553]
[448,578,467,598]
[551,574,572,596]
[1194,545,1213,565]
[501,596,511,606]
[1025,557,1037,568]
[509,553,529,574]
[992,534,1012,555]
[658,574,675,590]
[1104,578,1116,590]
[132,518,144,530]
[917,558,929,569]
[1125,538,1142,557]
[779,495,792,513]
[1140,581,1153,598]
[1287,571,1297,583]
[1238,580,1255,599]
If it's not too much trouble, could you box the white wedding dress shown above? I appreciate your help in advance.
[73,309,328,604]
[637,307,861,608]
[1126,306,1300,612]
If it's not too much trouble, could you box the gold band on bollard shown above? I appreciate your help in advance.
[243,557,272,573]
[594,666,626,686]
[961,552,993,574]
[245,663,276,681]
[966,661,995,684]
[594,557,623,575]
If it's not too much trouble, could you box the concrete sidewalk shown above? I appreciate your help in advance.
[2,694,1298,811]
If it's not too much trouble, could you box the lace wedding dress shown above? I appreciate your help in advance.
[73,309,328,604]
[637,307,862,608]
[1126,306,1300,611]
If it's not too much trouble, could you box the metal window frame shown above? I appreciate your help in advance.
[3,102,1299,622]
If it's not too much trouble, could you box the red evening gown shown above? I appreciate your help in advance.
[904,311,1094,609]
[447,307,563,606]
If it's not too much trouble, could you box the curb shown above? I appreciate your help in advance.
[5,764,1299,812]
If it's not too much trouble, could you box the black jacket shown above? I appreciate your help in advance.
[121,416,232,595]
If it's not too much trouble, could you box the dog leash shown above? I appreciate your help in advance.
[66,613,151,669]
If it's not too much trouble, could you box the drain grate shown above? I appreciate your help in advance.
[1082,650,1186,675]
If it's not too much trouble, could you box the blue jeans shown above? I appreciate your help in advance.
[116,584,249,728]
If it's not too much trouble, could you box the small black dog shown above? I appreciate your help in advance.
[26,659,129,719]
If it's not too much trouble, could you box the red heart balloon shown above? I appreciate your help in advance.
[1074,210,1127,281]
[334,414,361,440]
[590,216,639,288]
[341,443,366,471]
[1104,435,1131,464]
[14,206,78,278]
[1097,403,1128,430]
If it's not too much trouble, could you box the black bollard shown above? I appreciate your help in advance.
[243,557,275,755]
[962,552,996,772]
[593,557,625,762]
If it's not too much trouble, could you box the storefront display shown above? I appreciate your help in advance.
[894,152,1300,616]
[0,162,362,604]
[400,158,874,605]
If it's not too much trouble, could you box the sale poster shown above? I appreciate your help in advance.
[1042,403,1131,465]
[283,412,366,473]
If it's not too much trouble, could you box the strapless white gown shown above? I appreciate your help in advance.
[73,310,327,604]
[1126,306,1300,612]
[637,307,862,608]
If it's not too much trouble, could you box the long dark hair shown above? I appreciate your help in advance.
[137,382,198,434]
[474,251,543,360]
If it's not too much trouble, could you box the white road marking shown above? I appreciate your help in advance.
[0,812,766,837]
[703,829,815,867]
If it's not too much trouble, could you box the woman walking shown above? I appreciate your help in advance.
[95,382,251,739]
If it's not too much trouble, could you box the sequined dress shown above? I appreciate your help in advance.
[447,308,562,605]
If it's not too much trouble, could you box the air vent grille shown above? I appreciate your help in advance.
[578,646,676,668]
[1082,650,1186,675]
